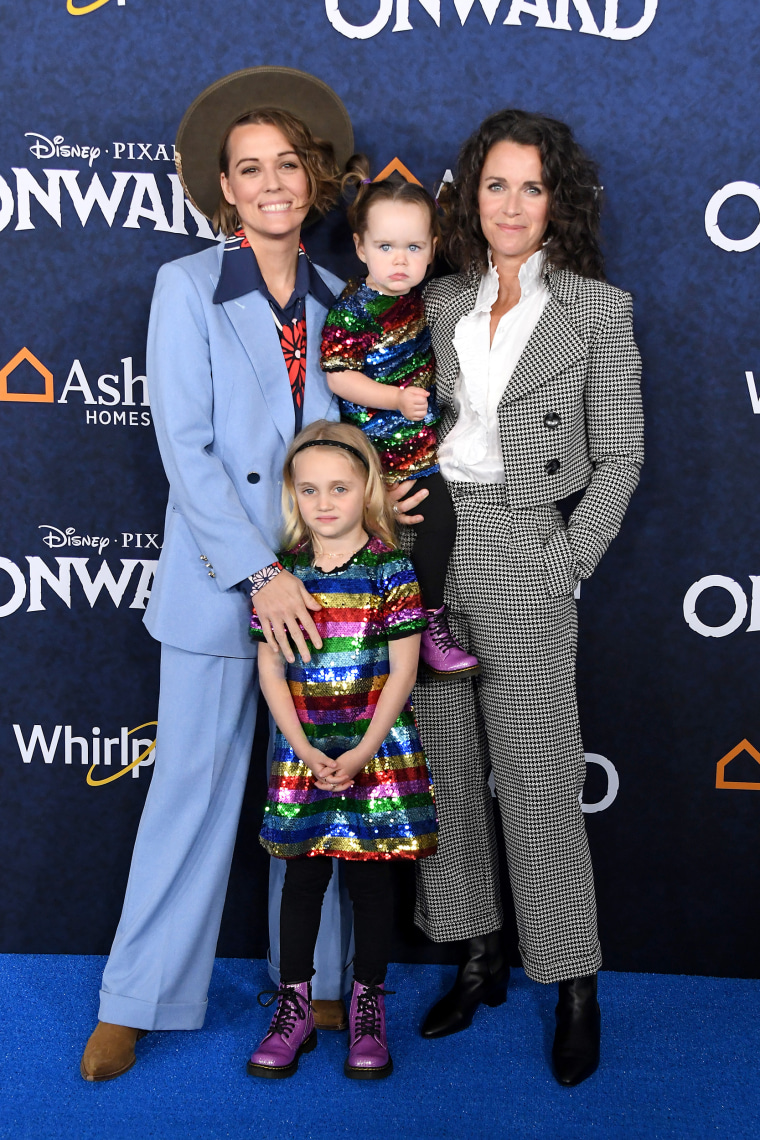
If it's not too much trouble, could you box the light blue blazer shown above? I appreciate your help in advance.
[144,240,342,658]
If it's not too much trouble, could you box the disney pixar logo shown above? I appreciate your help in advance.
[66,0,125,14]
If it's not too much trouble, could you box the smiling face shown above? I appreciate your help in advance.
[354,199,437,296]
[292,447,368,554]
[220,121,310,245]
[477,140,550,269]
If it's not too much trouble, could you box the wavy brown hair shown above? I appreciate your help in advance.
[342,153,441,249]
[214,108,342,236]
[443,109,605,281]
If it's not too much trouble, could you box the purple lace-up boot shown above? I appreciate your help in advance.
[247,981,316,1079]
[420,605,480,680]
[344,980,394,1080]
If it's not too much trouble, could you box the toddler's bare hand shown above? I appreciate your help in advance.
[396,386,430,421]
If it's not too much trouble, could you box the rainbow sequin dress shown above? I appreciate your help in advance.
[320,281,440,483]
[250,538,438,861]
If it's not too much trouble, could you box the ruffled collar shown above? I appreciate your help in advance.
[472,247,547,314]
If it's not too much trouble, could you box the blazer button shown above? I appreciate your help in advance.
[545,458,561,476]
[247,472,260,484]
[544,411,561,430]
[208,570,216,578]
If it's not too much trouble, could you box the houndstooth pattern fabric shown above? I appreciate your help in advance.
[405,268,643,984]
[424,267,644,583]
[411,485,602,983]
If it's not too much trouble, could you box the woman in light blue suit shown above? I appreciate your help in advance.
[81,68,370,1081]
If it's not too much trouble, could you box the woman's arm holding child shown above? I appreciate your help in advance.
[326,634,421,791]
[326,369,429,421]
[257,642,338,782]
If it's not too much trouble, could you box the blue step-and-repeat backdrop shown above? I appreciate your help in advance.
[1,1,758,977]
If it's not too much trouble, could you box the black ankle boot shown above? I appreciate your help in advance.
[421,932,509,1039]
[551,974,600,1086]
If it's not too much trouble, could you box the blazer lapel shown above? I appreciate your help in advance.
[500,285,585,406]
[221,291,294,446]
[433,277,479,404]
[302,294,335,425]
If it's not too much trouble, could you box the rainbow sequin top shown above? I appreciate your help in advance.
[249,537,437,861]
[320,281,440,483]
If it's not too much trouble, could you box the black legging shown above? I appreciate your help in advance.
[408,471,457,610]
[279,857,393,986]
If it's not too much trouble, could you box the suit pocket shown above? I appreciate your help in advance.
[542,523,580,599]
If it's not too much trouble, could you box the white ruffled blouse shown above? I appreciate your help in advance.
[438,248,549,484]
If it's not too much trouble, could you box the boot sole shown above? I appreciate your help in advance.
[246,1029,317,1079]
[80,1029,149,1082]
[421,983,508,1038]
[552,1054,600,1087]
[484,985,508,1007]
[81,1055,137,1083]
[344,1054,393,1080]
[421,664,481,681]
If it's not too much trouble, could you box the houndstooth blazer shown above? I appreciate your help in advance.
[424,266,644,594]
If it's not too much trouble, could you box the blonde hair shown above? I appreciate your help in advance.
[282,420,397,552]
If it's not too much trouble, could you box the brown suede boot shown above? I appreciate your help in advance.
[311,998,348,1031]
[80,1022,148,1082]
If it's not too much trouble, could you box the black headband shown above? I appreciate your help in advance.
[292,438,370,469]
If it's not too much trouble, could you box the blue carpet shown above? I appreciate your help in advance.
[0,957,758,1140]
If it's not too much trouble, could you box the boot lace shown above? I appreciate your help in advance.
[428,613,459,653]
[257,985,308,1040]
[354,983,395,1042]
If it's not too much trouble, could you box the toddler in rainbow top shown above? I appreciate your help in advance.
[320,161,479,679]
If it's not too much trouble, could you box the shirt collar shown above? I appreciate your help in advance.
[213,230,336,309]
[473,247,548,313]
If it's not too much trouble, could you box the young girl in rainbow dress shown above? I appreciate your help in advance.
[247,419,437,1081]
[320,162,479,679]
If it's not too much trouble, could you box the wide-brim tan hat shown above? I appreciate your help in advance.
[175,66,354,220]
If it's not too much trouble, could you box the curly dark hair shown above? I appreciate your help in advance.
[214,108,341,236]
[443,108,605,281]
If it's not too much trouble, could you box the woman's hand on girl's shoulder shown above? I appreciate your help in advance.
[253,569,322,663]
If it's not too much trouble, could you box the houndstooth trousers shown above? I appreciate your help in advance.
[411,481,602,985]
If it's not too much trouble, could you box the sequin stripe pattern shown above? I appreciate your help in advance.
[320,281,441,482]
[257,537,438,861]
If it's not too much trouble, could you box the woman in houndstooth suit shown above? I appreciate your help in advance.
[397,109,644,1086]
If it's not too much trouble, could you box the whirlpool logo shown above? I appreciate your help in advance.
[67,0,125,14]
[13,721,156,783]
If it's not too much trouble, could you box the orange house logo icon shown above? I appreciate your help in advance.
[372,158,422,186]
[0,349,54,403]
[716,739,760,791]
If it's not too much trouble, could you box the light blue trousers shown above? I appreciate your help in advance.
[99,643,353,1031]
